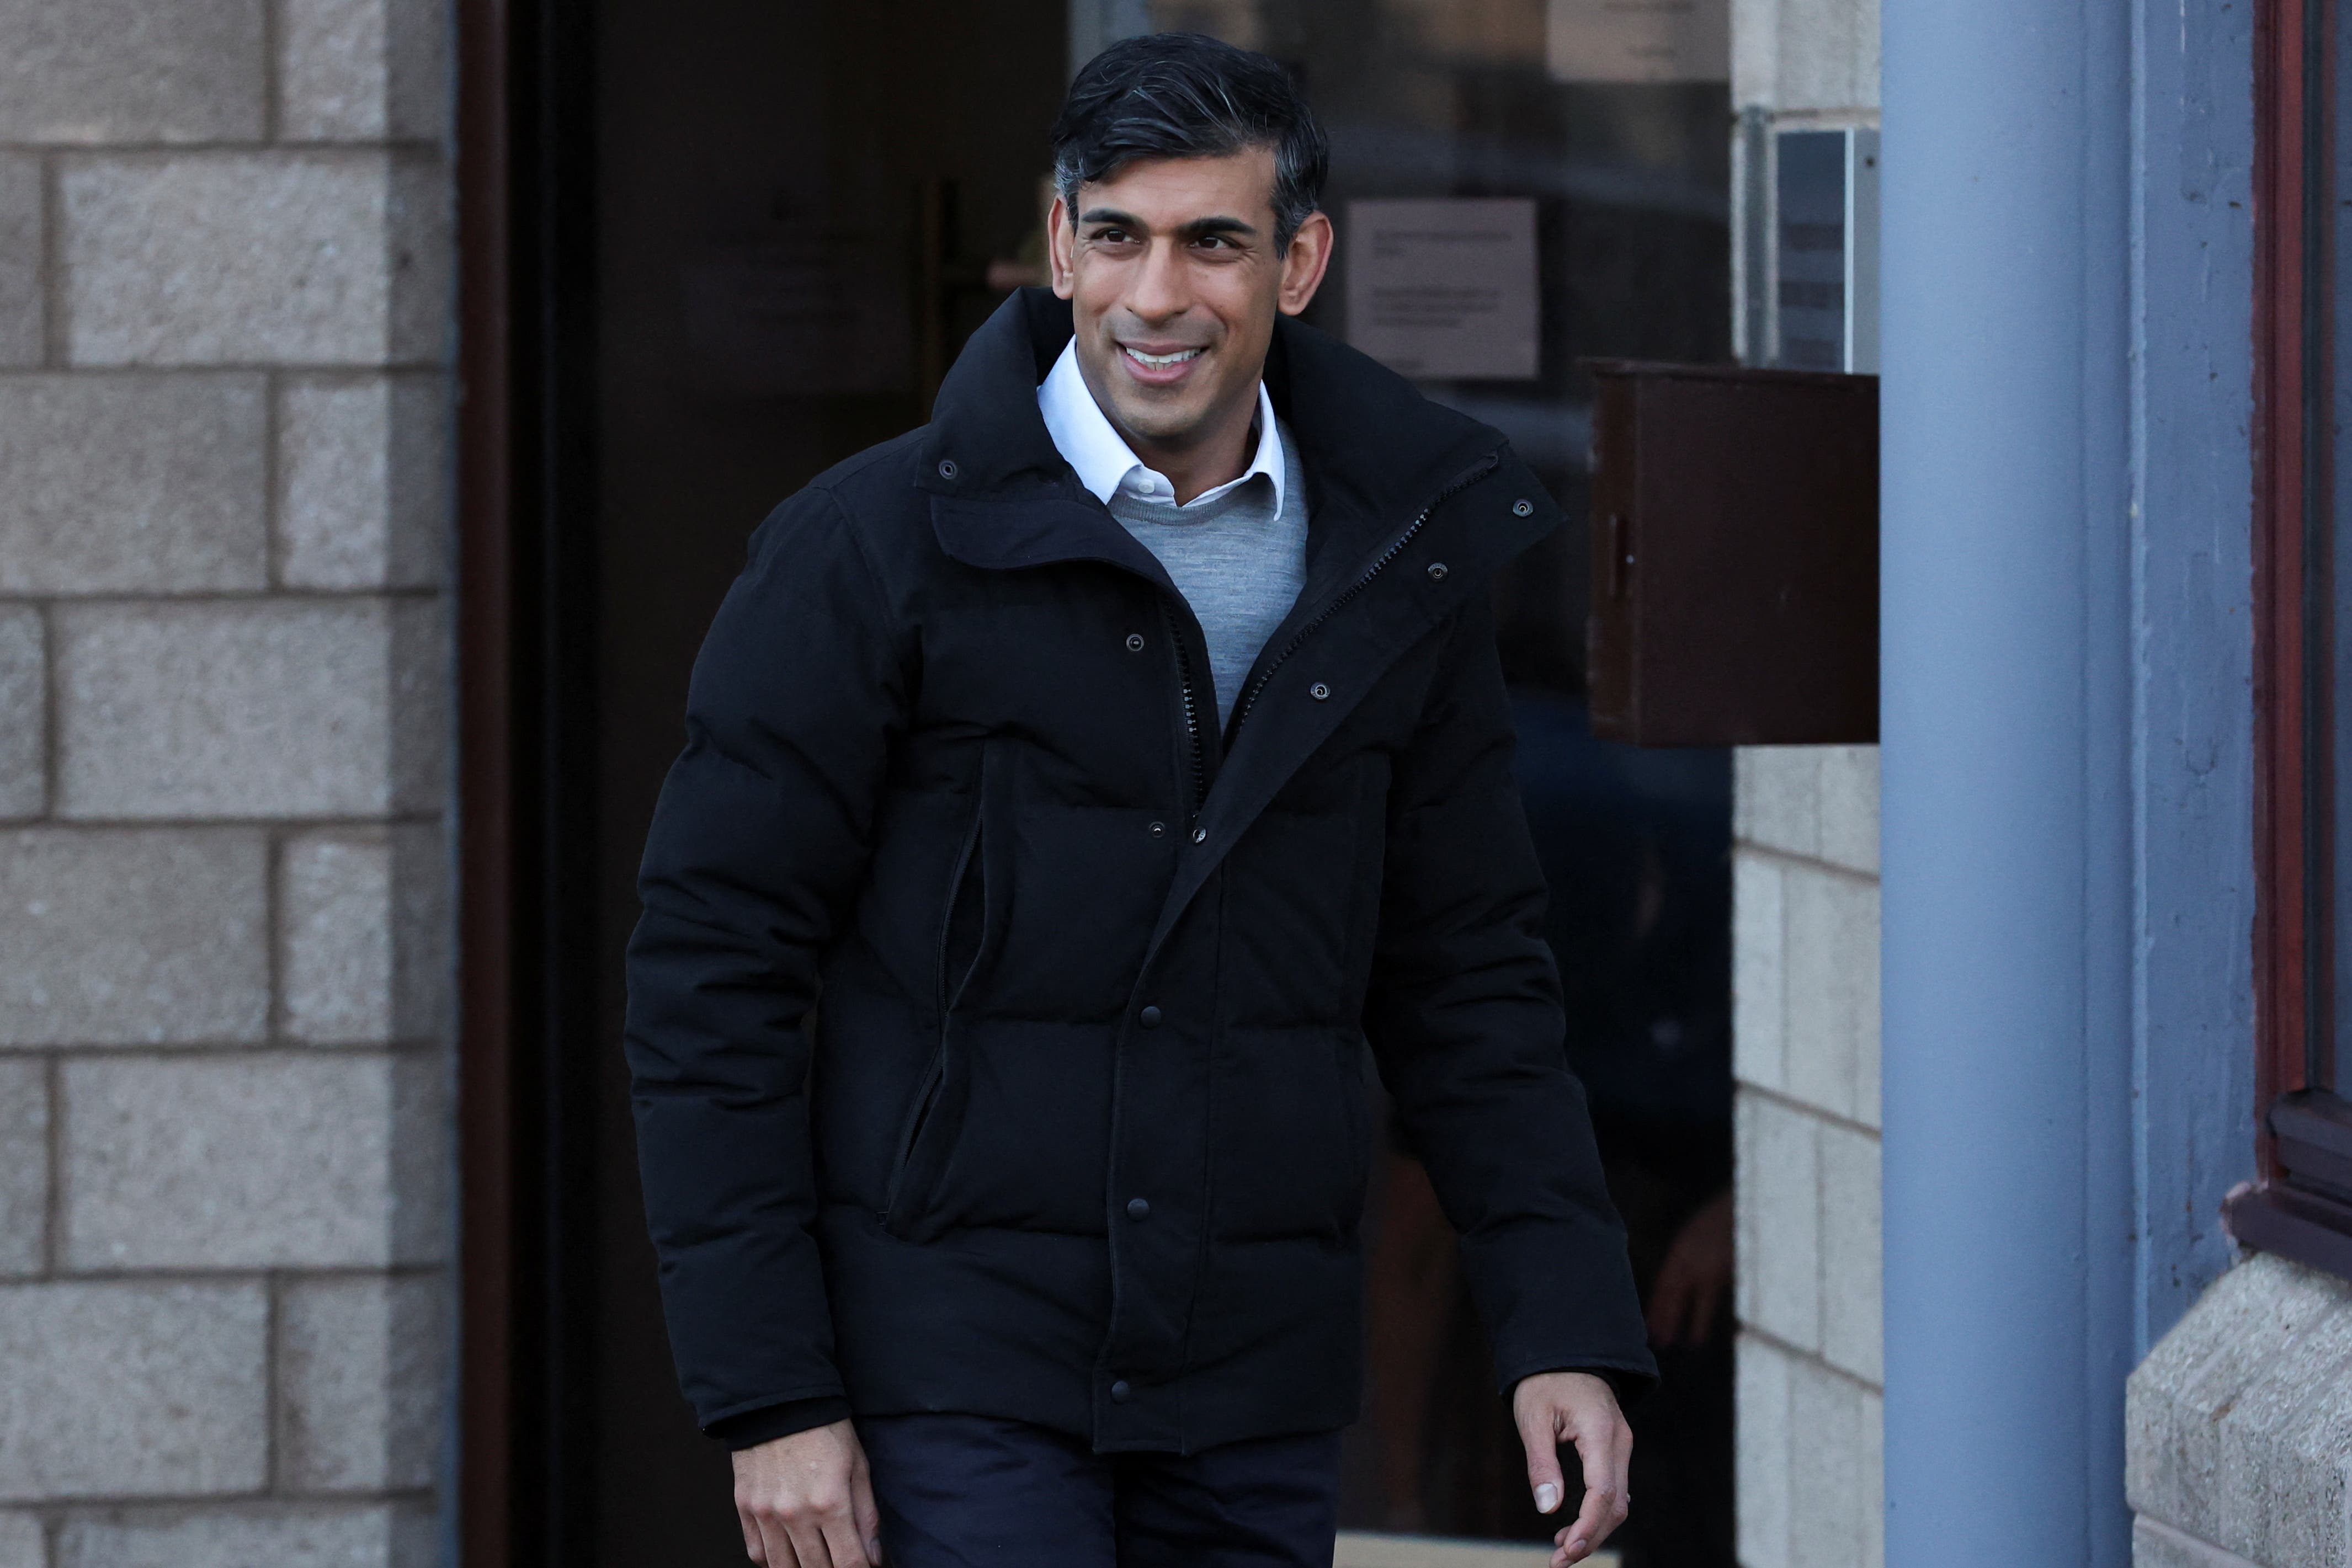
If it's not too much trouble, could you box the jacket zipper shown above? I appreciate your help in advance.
[1226,452,1502,737]
[1162,597,1208,812]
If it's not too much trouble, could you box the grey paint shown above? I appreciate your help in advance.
[1845,130,1878,375]
[1735,106,1769,362]
[1877,0,2255,1556]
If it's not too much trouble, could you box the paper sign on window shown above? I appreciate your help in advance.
[1345,199,1540,382]
[1545,0,1729,83]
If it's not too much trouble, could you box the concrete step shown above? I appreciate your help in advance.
[1333,1530,1620,1567]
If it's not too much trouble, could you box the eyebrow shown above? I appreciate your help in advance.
[1077,207,1262,242]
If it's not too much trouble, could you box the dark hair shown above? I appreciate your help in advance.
[1050,33,1329,251]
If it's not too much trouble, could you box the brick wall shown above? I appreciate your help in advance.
[1731,748,1881,1568]
[0,0,454,1562]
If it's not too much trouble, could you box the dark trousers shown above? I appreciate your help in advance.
[858,1414,1343,1568]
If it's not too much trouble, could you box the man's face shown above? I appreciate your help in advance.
[1049,147,1332,457]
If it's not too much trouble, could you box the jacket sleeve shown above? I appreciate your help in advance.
[1363,600,1658,1401]
[623,484,913,1432]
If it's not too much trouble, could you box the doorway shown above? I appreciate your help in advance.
[585,4,1069,1563]
[461,4,1734,1564]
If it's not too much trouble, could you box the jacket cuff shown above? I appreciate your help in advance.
[705,1395,854,1451]
[1464,1224,1659,1406]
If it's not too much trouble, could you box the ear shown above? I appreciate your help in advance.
[1048,194,1078,300]
[1278,209,1334,316]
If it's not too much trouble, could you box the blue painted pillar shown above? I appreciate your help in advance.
[1879,0,2136,1561]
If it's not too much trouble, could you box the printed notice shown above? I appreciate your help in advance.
[1345,199,1539,382]
[1545,0,1729,83]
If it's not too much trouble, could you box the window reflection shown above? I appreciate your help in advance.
[1127,3,1736,1557]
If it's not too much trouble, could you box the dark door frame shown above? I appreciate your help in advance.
[456,2,602,1561]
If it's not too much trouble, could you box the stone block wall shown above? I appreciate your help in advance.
[1726,0,1882,1555]
[0,0,455,1561]
[1731,746,1883,1568]
[1731,0,1881,125]
[2128,1254,2352,1568]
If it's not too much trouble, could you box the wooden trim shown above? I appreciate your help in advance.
[2224,1178,2352,1277]
[2253,0,2324,1172]
[2244,0,2352,1280]
[2271,1088,2352,1197]
[455,0,518,1558]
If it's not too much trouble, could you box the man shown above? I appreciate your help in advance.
[626,32,1653,1568]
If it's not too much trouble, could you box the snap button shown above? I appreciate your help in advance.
[938,458,959,479]
[1148,820,1167,839]
[1126,633,1145,652]
[1139,1005,1163,1028]
[1127,1197,1151,1221]
[1310,682,1331,701]
[1110,1380,1134,1404]
[1190,826,1207,845]
[1427,562,1449,581]
[1512,498,1533,517]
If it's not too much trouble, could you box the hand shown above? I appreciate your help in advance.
[1646,1186,1733,1347]
[731,1419,884,1566]
[1513,1370,1631,1567]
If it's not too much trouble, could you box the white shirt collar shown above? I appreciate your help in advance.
[1036,338,1285,514]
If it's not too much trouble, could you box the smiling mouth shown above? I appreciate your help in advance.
[1123,346,1202,369]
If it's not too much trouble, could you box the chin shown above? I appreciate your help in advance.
[1109,394,1212,446]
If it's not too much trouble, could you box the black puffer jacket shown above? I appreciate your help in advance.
[625,289,1653,1454]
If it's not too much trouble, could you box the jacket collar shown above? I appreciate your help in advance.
[917,291,1566,970]
[918,290,1523,580]
[1036,338,1287,515]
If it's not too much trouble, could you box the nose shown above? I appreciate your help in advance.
[1126,236,1191,324]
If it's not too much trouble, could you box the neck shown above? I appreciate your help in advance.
[1113,383,1262,506]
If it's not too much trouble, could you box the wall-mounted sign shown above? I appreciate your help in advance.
[1545,0,1728,83]
[1345,198,1540,382]
[1771,127,1879,374]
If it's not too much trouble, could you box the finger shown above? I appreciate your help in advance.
[1514,1396,1567,1516]
[783,1515,833,1568]
[850,1453,885,1565]
[1561,1416,1631,1560]
[758,1515,805,1568]
[735,1489,767,1564]
[820,1501,872,1568]
[1561,1481,1615,1561]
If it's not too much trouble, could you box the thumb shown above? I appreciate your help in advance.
[851,1448,885,1564]
[1515,1399,1566,1515]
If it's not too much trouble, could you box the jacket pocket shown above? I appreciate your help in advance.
[935,805,986,1018]
[879,1049,945,1230]
[882,744,1007,1239]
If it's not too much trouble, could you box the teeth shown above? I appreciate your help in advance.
[1126,347,1201,368]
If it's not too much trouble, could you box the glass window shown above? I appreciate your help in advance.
[1125,1,1738,1553]
[2229,0,2352,1278]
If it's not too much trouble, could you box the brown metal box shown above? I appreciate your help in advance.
[1584,361,1879,746]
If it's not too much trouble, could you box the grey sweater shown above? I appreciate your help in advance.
[1108,420,1309,723]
